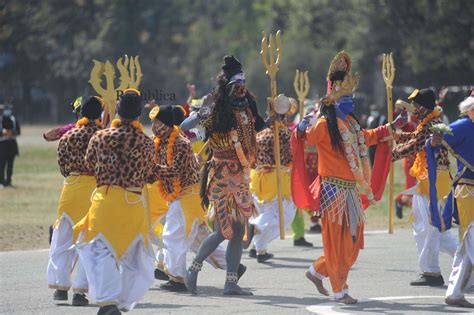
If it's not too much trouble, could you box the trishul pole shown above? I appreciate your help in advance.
[294,70,310,121]
[382,53,395,234]
[261,30,285,240]
[89,55,142,126]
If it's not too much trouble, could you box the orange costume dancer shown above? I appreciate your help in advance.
[293,52,405,304]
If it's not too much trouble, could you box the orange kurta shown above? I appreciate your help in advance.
[305,117,388,297]
[306,118,385,180]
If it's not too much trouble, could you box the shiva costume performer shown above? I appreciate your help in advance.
[391,88,457,287]
[74,89,155,315]
[184,55,264,296]
[428,94,474,308]
[148,105,236,292]
[47,96,103,306]
[248,113,297,262]
[294,52,400,304]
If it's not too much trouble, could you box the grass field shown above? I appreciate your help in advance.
[0,125,411,251]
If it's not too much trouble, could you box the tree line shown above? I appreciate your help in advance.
[1,0,472,123]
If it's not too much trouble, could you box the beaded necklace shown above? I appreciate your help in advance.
[337,116,373,202]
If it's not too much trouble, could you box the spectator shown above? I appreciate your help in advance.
[0,104,20,188]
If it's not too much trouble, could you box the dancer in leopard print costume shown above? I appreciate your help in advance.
[391,88,457,287]
[47,96,103,307]
[74,89,156,314]
[247,113,297,263]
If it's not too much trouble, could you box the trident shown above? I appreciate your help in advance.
[382,52,395,234]
[261,30,285,240]
[89,55,142,126]
[293,70,310,120]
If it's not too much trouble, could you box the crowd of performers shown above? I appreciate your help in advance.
[44,52,473,314]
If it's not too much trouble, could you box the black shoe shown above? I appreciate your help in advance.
[294,237,313,247]
[237,264,247,280]
[72,293,89,306]
[53,289,68,301]
[308,223,322,234]
[160,280,188,292]
[257,253,274,263]
[395,201,403,219]
[242,224,255,249]
[410,274,445,286]
[97,304,121,315]
[154,268,169,281]
[249,248,257,258]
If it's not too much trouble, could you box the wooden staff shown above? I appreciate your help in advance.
[294,70,310,121]
[382,52,395,234]
[261,30,285,240]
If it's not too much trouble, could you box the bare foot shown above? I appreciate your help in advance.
[305,271,329,296]
[337,294,358,304]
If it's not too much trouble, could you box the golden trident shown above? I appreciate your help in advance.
[261,30,285,240]
[89,55,142,125]
[382,52,395,234]
[293,70,310,120]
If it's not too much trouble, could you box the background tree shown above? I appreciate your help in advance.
[0,0,472,123]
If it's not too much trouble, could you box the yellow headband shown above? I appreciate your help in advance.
[149,106,160,121]
[408,89,419,100]
[123,88,141,96]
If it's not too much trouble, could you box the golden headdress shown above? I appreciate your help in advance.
[324,51,359,105]
[326,51,352,82]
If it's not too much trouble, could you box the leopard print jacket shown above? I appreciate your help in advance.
[153,133,200,193]
[391,117,450,168]
[57,123,101,177]
[255,127,292,168]
[85,124,156,188]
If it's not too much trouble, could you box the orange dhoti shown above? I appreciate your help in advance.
[309,177,365,299]
[312,214,364,298]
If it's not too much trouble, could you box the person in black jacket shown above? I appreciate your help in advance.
[0,104,20,188]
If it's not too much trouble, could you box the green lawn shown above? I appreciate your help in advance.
[0,126,413,251]
[0,143,63,250]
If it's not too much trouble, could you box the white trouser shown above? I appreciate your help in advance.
[412,195,458,274]
[77,239,154,311]
[250,196,297,252]
[162,199,227,281]
[47,217,88,292]
[446,223,474,299]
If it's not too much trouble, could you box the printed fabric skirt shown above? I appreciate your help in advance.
[207,159,256,240]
